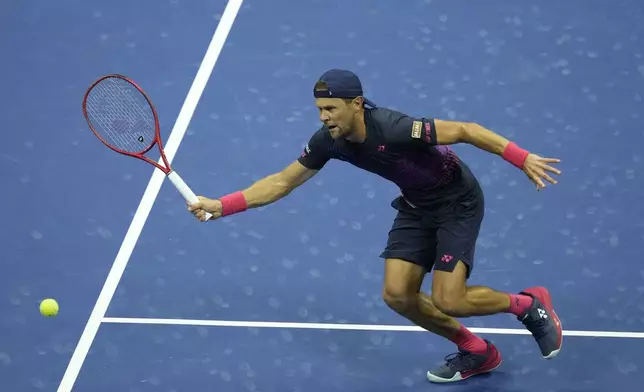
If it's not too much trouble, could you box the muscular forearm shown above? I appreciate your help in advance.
[462,123,530,169]
[215,161,316,217]
[461,123,511,156]
[240,173,291,208]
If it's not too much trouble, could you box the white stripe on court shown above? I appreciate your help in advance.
[56,1,244,391]
[102,317,644,339]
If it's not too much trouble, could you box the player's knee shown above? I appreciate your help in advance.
[382,287,416,314]
[431,291,464,317]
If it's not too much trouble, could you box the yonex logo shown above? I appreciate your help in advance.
[441,254,453,263]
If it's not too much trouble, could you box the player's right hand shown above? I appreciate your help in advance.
[187,196,222,222]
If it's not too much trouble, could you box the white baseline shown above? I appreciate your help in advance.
[102,317,644,339]
[56,1,244,391]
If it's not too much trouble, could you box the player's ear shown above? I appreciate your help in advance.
[352,96,364,110]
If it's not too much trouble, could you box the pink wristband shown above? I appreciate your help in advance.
[219,191,248,216]
[502,142,530,169]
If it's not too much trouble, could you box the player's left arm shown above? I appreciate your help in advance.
[433,119,562,190]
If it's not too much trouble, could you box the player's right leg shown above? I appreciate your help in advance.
[381,257,460,339]
[380,199,501,383]
[382,258,502,383]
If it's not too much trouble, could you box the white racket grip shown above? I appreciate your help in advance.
[167,171,213,220]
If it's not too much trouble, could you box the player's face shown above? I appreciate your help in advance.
[315,97,361,139]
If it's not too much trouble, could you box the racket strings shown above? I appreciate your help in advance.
[85,77,156,154]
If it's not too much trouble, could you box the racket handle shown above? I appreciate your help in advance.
[167,171,213,221]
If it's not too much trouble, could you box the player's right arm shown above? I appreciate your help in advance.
[188,129,332,221]
[241,160,319,208]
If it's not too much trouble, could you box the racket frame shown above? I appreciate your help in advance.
[82,74,172,175]
[82,74,213,220]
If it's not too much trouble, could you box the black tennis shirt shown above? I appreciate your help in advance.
[297,107,481,213]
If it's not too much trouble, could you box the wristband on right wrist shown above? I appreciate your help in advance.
[219,191,248,216]
[502,142,530,169]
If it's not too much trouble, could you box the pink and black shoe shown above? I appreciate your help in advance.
[426,340,502,383]
[518,286,563,359]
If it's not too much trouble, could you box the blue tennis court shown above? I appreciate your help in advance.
[2,0,643,390]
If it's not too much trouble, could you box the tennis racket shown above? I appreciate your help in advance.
[82,74,212,220]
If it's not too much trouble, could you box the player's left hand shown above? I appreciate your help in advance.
[522,153,561,191]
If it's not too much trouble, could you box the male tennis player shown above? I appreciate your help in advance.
[188,69,563,383]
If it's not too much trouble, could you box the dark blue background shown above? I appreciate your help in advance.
[1,0,643,390]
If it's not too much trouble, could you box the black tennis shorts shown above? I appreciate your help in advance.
[379,185,484,279]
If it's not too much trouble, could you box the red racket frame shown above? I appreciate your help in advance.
[82,74,172,175]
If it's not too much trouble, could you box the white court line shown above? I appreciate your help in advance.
[56,1,244,391]
[102,317,644,339]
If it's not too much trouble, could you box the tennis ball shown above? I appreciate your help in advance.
[40,298,59,317]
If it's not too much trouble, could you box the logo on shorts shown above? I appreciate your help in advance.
[411,121,422,138]
[441,254,453,263]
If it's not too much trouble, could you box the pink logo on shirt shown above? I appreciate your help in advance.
[424,123,432,143]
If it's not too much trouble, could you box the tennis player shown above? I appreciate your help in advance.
[188,69,563,383]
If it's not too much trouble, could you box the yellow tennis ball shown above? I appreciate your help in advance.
[40,299,59,317]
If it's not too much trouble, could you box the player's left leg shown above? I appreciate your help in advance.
[432,259,563,359]
[429,187,563,361]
